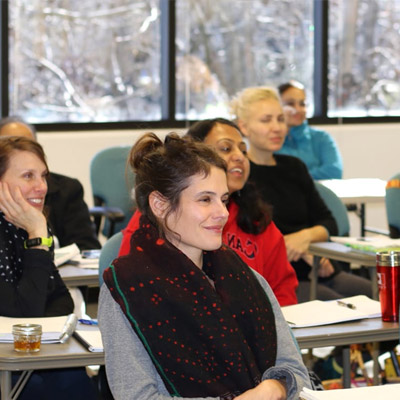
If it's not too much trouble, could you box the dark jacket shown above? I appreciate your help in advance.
[0,213,74,317]
[46,172,101,250]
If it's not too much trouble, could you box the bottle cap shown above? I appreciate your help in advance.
[376,251,400,266]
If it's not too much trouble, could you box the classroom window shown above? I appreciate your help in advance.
[4,0,400,127]
[8,0,161,123]
[328,0,400,117]
[175,0,314,120]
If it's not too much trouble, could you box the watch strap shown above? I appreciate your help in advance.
[24,236,53,249]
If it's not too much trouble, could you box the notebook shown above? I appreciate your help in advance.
[282,295,381,328]
[0,314,77,343]
[74,329,104,352]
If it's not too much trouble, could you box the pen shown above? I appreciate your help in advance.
[78,319,98,326]
[337,300,356,310]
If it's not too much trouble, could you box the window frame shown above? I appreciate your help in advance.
[1,0,400,132]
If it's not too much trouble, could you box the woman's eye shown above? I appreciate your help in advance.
[199,196,211,203]
[217,145,231,153]
[23,173,33,179]
[222,196,229,205]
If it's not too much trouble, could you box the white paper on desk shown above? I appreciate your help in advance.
[54,243,81,267]
[331,236,400,254]
[282,295,381,328]
[0,314,77,343]
[300,384,400,400]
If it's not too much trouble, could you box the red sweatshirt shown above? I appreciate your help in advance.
[119,201,298,306]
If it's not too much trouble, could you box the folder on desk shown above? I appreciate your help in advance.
[0,314,77,343]
[74,330,103,352]
[282,295,381,328]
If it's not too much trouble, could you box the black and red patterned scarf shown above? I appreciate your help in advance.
[103,216,277,399]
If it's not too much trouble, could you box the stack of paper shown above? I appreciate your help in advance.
[54,243,81,267]
[55,244,99,269]
[282,295,381,328]
[331,236,400,254]
[300,384,400,399]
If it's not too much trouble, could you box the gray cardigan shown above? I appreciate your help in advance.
[98,271,311,400]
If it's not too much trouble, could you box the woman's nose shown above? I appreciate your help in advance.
[216,201,229,220]
[35,178,47,193]
[271,119,283,131]
[231,148,245,162]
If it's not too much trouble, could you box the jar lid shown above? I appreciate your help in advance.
[12,324,42,335]
[376,251,400,266]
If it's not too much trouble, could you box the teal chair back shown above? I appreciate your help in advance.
[90,146,135,237]
[99,231,123,286]
[314,181,350,236]
[386,173,400,238]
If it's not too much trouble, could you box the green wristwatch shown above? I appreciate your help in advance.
[24,236,53,249]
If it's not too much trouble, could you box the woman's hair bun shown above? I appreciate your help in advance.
[129,132,163,172]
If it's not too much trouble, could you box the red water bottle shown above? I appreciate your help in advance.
[376,251,400,322]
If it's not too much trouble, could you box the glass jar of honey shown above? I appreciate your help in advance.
[12,324,42,352]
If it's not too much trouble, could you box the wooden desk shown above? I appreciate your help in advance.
[318,178,386,236]
[59,264,99,287]
[293,318,399,388]
[308,242,378,300]
[0,337,104,400]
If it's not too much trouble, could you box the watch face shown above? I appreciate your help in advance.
[27,238,42,247]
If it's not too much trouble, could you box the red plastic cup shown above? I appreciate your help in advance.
[376,251,400,322]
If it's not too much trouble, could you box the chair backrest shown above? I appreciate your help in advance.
[90,146,135,236]
[98,231,123,286]
[314,181,350,237]
[386,173,400,238]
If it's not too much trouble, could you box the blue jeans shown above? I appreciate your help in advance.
[11,367,97,400]
[297,271,373,303]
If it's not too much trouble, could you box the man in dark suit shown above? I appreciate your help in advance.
[0,116,101,250]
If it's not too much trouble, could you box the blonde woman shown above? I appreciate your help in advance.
[230,86,371,302]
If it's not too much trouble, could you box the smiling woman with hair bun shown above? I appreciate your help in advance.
[99,132,310,400]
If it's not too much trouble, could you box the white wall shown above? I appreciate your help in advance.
[323,123,399,235]
[37,123,400,236]
[37,128,176,205]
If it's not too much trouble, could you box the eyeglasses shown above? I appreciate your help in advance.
[282,100,307,108]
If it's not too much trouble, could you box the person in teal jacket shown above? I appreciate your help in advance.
[276,80,343,180]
